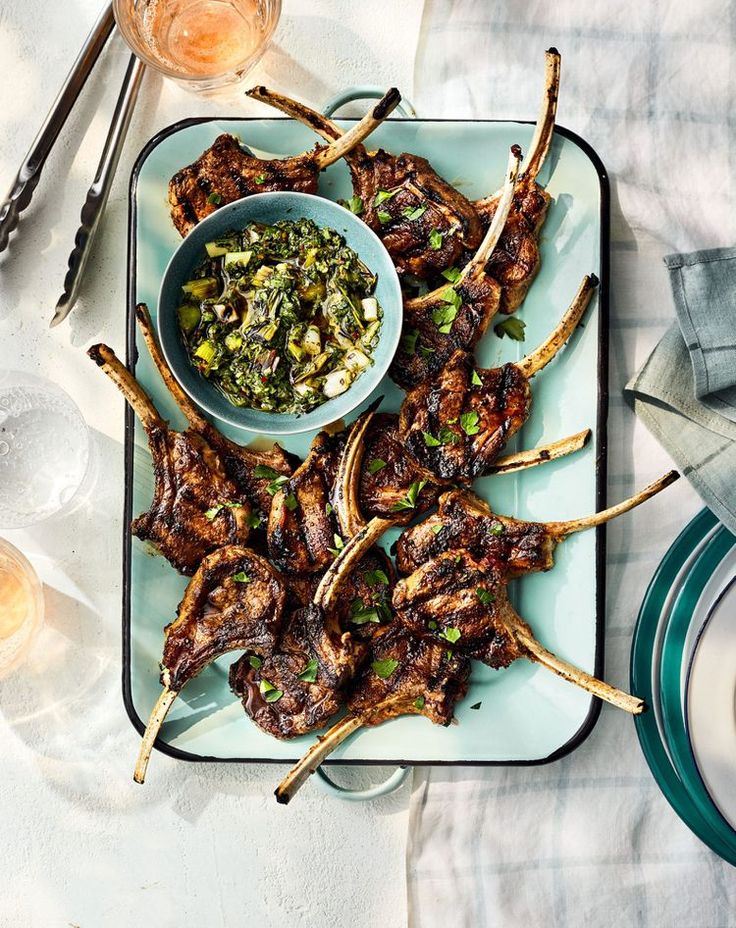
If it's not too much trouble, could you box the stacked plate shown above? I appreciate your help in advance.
[631,508,736,862]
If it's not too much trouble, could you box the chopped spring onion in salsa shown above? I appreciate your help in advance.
[177,219,384,413]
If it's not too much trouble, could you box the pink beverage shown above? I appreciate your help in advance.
[114,0,281,90]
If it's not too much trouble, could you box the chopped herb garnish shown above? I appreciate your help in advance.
[364,569,389,587]
[431,524,443,535]
[414,696,426,710]
[428,228,443,250]
[470,701,482,710]
[246,510,264,529]
[460,410,480,436]
[349,598,382,625]
[401,204,427,221]
[206,192,222,205]
[440,626,461,644]
[347,195,364,215]
[494,316,526,341]
[446,649,454,660]
[377,210,391,224]
[476,587,495,606]
[297,658,319,682]
[418,345,435,360]
[248,655,262,669]
[488,521,504,536]
[254,174,267,185]
[232,571,251,583]
[471,369,482,387]
[390,479,427,511]
[401,329,419,356]
[368,458,387,474]
[441,266,461,283]
[423,431,441,447]
[204,501,242,520]
[432,288,462,333]
[325,502,334,516]
[328,533,345,557]
[438,424,459,445]
[284,492,298,511]
[254,464,290,496]
[374,189,397,206]
[259,679,283,703]
[372,658,399,679]
[428,620,438,630]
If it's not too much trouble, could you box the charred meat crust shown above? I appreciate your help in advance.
[163,546,286,691]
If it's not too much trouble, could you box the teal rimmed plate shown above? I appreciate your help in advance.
[630,507,736,863]
[659,525,736,852]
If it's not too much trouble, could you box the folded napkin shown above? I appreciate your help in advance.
[625,247,736,536]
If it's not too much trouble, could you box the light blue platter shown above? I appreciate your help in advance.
[124,114,608,766]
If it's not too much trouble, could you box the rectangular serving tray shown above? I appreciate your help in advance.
[124,113,609,767]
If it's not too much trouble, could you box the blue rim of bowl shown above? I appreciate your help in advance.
[659,526,736,854]
[156,191,404,436]
[631,507,736,863]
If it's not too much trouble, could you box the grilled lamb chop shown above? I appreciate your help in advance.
[247,86,483,280]
[474,49,561,314]
[135,303,292,517]
[399,274,597,481]
[267,429,344,574]
[230,547,396,738]
[134,546,287,783]
[275,625,471,803]
[88,343,252,575]
[396,474,679,576]
[390,146,521,390]
[169,89,401,236]
[391,549,643,712]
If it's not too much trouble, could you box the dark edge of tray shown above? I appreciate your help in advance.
[123,115,610,769]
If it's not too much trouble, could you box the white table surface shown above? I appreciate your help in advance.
[0,2,424,925]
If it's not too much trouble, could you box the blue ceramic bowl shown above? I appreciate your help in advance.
[157,191,403,435]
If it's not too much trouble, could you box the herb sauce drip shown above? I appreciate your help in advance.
[177,219,384,413]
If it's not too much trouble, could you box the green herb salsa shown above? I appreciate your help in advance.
[177,218,384,414]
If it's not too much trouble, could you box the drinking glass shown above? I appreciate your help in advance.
[0,538,44,678]
[113,0,282,93]
[0,372,91,529]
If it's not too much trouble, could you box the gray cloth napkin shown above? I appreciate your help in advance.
[625,247,736,535]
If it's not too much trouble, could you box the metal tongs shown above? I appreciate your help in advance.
[0,3,146,327]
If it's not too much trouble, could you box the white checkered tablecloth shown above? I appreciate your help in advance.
[406,2,736,925]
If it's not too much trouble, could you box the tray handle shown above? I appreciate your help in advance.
[315,764,411,801]
[322,85,417,119]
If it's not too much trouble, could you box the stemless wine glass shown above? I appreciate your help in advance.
[113,0,282,93]
[0,538,44,679]
[0,372,91,529]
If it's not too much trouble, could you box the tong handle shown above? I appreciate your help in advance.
[52,54,146,327]
[0,2,115,253]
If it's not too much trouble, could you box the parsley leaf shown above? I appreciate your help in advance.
[374,189,397,206]
[471,369,483,387]
[438,424,459,445]
[476,587,495,606]
[428,228,443,250]
[441,266,461,283]
[297,658,319,683]
[401,329,419,356]
[440,627,461,644]
[254,464,281,480]
[414,696,426,709]
[390,479,427,511]
[364,569,389,587]
[246,510,264,529]
[423,431,441,447]
[372,658,399,679]
[488,521,504,536]
[494,316,526,341]
[254,174,267,185]
[347,195,364,215]
[259,679,283,703]
[428,620,438,630]
[349,598,381,625]
[377,210,391,224]
[418,345,435,360]
[328,533,345,557]
[460,410,480,436]
[205,501,242,520]
[206,192,222,205]
[401,204,427,221]
[431,524,443,535]
[368,458,387,474]
[431,303,458,334]
[284,492,298,511]
[248,655,262,669]
[232,571,251,583]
